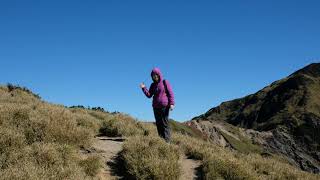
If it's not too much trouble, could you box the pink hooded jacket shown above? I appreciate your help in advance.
[142,68,175,108]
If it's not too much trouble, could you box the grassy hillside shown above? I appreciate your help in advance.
[0,84,145,179]
[0,84,319,179]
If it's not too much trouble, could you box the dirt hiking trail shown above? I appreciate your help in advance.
[83,136,202,180]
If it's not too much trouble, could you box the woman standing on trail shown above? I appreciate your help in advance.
[140,67,175,143]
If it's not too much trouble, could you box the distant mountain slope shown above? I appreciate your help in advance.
[189,63,320,173]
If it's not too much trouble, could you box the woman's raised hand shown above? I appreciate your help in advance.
[140,83,146,89]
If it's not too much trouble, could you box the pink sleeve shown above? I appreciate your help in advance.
[142,83,154,98]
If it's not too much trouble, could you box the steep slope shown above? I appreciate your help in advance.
[189,63,320,173]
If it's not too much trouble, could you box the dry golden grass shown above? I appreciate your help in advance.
[241,154,320,180]
[171,133,320,180]
[99,113,148,137]
[79,154,103,177]
[0,86,105,179]
[0,141,89,180]
[122,135,181,180]
[0,103,96,148]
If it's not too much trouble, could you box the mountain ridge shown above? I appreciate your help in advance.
[189,63,320,173]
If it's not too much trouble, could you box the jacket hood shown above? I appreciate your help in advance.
[151,67,163,81]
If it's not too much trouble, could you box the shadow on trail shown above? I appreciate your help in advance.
[194,164,204,180]
[95,135,126,142]
[107,150,135,180]
[100,138,126,142]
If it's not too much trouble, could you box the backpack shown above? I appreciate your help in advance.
[163,80,170,102]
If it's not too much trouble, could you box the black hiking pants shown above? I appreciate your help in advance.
[153,106,171,142]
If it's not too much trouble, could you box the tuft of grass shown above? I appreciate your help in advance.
[99,114,147,137]
[122,136,181,180]
[79,155,103,177]
[202,155,256,180]
[0,142,89,180]
[99,119,120,136]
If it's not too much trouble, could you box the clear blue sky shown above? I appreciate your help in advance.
[0,0,319,122]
